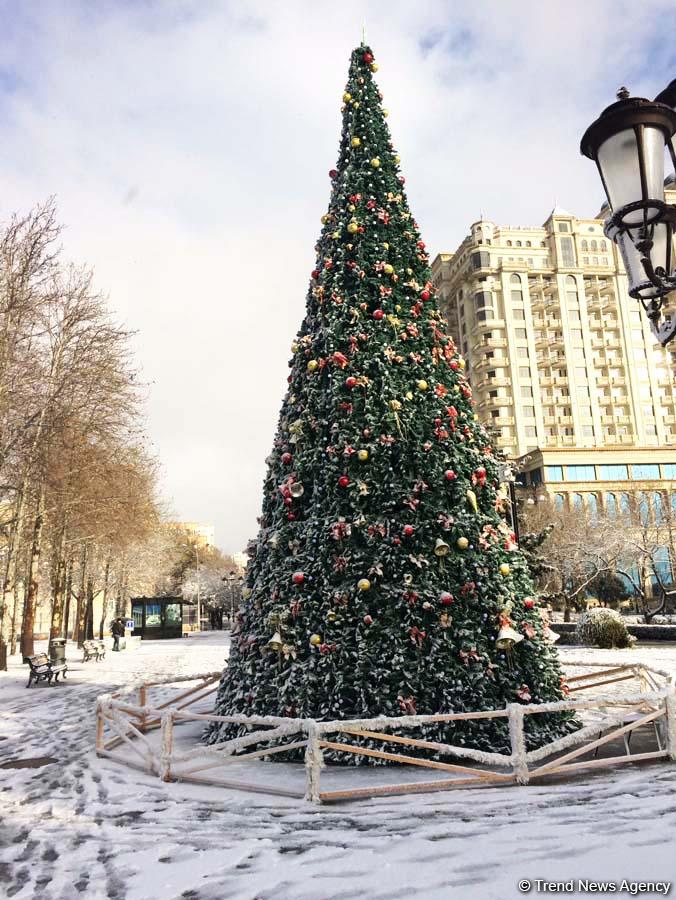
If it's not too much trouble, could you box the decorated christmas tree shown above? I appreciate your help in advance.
[207,45,573,757]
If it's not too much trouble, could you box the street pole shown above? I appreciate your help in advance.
[195,547,201,633]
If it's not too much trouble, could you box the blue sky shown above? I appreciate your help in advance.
[0,0,674,552]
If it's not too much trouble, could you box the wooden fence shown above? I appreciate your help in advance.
[95,660,676,804]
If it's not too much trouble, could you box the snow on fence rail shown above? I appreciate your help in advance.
[95,661,676,804]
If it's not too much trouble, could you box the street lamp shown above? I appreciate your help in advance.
[581,83,676,345]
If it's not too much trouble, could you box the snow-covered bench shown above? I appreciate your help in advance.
[82,640,106,662]
[24,653,68,688]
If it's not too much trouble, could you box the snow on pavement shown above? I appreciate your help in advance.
[1,633,676,900]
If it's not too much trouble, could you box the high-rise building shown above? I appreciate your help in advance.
[430,185,676,520]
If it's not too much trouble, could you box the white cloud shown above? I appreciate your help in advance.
[1,0,674,550]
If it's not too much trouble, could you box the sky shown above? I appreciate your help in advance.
[1,0,675,554]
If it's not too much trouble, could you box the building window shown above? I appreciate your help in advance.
[545,465,564,481]
[519,366,531,377]
[525,426,537,437]
[572,492,584,511]
[606,493,617,518]
[581,240,588,251]
[654,492,665,524]
[566,464,596,482]
[637,492,650,525]
[560,237,576,267]
[558,222,570,233]
[522,406,535,417]
[554,493,565,511]
[620,493,632,523]
[652,547,672,586]
[632,464,660,480]
[515,328,527,339]
[661,464,676,478]
[517,347,529,358]
[588,493,599,522]
[598,464,629,480]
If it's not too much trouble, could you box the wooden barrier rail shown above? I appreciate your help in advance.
[95,661,676,804]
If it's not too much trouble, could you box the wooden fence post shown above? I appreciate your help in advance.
[304,721,324,803]
[508,704,529,785]
[665,687,676,762]
[138,685,147,733]
[160,712,175,782]
[95,702,105,754]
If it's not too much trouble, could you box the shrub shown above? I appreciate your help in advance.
[576,608,636,649]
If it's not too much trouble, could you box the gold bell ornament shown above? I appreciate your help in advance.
[495,624,524,650]
[466,489,478,513]
[434,537,450,570]
[267,631,283,652]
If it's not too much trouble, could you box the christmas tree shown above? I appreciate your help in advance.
[207,45,573,757]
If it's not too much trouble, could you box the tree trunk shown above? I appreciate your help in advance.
[73,544,88,647]
[20,488,45,658]
[49,526,68,642]
[98,558,111,639]
[0,485,28,669]
[85,574,95,641]
[62,556,73,639]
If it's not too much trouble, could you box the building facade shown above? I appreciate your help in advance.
[164,521,216,550]
[431,190,676,547]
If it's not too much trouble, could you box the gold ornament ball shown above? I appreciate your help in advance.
[406,267,413,275]
[417,379,428,391]
[353,101,360,109]
[332,231,340,239]
[348,203,356,212]
[370,157,381,168]
[456,537,469,551]
[357,578,371,591]
[326,610,337,622]
[291,341,299,353]
[357,449,369,462]
[499,563,511,576]
[321,214,329,224]
[405,391,413,401]
[458,358,466,370]
[383,109,389,117]
[395,304,401,312]
[242,587,252,599]
[382,242,389,250]
[309,633,322,646]
[343,91,352,102]
[351,136,361,147]
[347,221,359,234]
[394,154,401,163]
[307,359,318,372]
[371,63,379,72]
[383,263,394,275]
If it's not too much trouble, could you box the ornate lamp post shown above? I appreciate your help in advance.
[581,81,676,345]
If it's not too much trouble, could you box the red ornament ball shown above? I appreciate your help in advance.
[362,52,373,64]
[444,469,457,481]
[287,512,296,521]
[363,614,373,625]
[392,536,401,546]
[292,571,305,585]
[345,376,358,389]
[403,525,414,537]
[373,309,385,320]
[524,598,535,610]
[281,452,293,465]
[329,168,338,179]
[420,290,430,301]
[416,240,426,250]
[338,475,350,488]
[311,269,319,280]
[440,592,454,607]
[450,360,459,370]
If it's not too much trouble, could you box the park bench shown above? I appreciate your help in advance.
[82,640,106,662]
[24,653,68,688]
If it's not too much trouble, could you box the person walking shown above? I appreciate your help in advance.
[111,618,125,652]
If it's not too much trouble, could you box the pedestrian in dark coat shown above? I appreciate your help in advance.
[111,618,125,651]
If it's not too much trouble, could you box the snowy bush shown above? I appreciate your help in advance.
[576,608,636,649]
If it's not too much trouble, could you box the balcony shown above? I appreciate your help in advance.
[494,416,515,427]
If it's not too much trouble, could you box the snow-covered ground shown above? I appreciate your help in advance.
[2,633,676,900]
